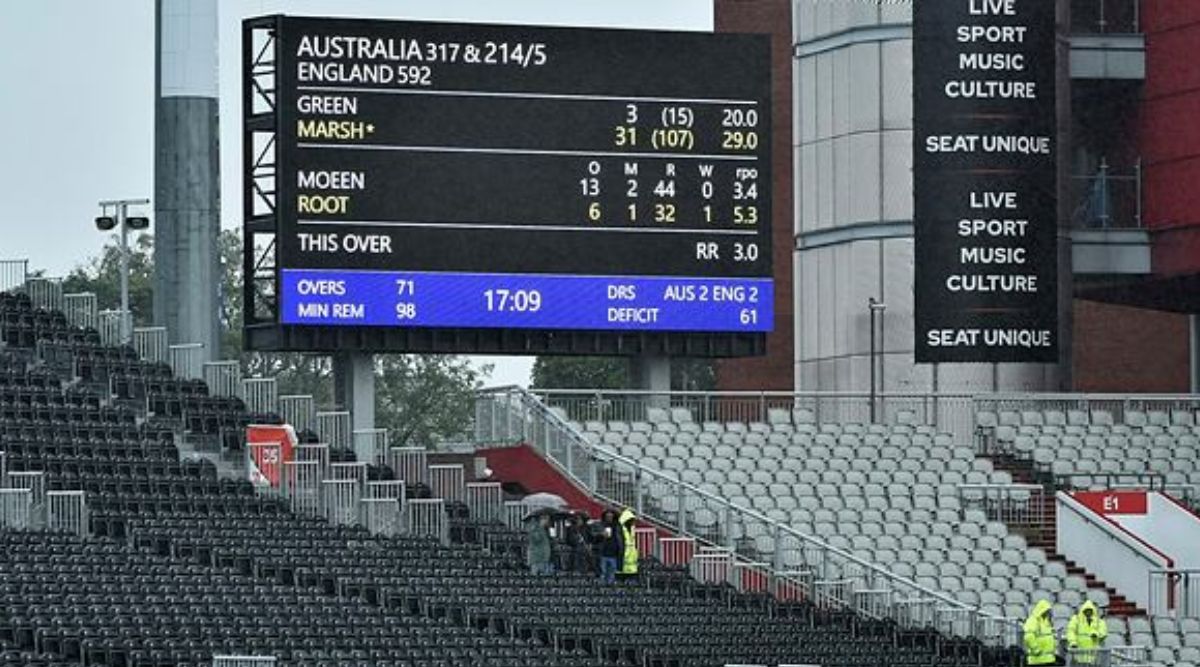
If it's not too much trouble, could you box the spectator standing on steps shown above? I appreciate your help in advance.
[597,509,623,584]
[564,513,592,573]
[526,513,553,575]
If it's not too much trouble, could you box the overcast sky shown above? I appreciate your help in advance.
[0,0,712,386]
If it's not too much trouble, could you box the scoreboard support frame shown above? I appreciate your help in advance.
[241,15,768,358]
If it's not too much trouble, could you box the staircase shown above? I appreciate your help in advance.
[987,455,1147,617]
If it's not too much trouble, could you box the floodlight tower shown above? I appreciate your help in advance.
[95,199,152,343]
[154,0,221,361]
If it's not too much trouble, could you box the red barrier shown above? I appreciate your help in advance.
[247,424,297,488]
[1073,490,1149,515]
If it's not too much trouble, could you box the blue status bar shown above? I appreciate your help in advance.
[280,270,773,332]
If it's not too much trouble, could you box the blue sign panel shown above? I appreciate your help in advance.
[281,269,773,332]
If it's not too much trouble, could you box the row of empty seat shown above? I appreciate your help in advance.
[980,409,1200,495]
[1,289,1009,667]
[568,405,1191,667]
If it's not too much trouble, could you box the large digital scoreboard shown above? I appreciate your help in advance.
[243,15,772,354]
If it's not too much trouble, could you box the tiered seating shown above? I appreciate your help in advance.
[0,639,76,667]
[975,408,1200,666]
[578,409,1096,625]
[125,512,955,667]
[0,292,99,348]
[1112,616,1200,665]
[980,408,1200,493]
[2,290,994,667]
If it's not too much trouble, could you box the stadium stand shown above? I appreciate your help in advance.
[0,277,1022,667]
[977,405,1200,508]
[974,404,1200,665]
[472,389,1196,667]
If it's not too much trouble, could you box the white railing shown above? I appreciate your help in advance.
[958,483,1049,534]
[243,378,278,415]
[352,428,388,465]
[0,488,33,530]
[1066,646,1151,667]
[133,326,168,363]
[278,395,315,431]
[533,388,977,445]
[99,310,133,346]
[0,259,28,293]
[429,464,465,503]
[474,387,1022,648]
[976,393,1200,429]
[46,490,88,537]
[203,361,243,399]
[62,293,98,330]
[388,447,429,485]
[212,658,276,667]
[407,498,449,544]
[25,277,63,312]
[169,343,205,380]
[1149,569,1200,618]
[1057,491,1173,612]
[7,471,46,527]
[466,481,503,525]
[315,411,351,450]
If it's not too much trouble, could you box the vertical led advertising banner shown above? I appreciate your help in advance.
[913,0,1058,363]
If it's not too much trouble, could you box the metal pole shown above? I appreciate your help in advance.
[118,203,131,343]
[1135,158,1143,228]
[867,298,887,423]
[870,303,876,423]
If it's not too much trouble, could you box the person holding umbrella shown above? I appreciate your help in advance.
[526,511,554,575]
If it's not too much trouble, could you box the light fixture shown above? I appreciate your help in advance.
[126,216,151,230]
[95,216,117,231]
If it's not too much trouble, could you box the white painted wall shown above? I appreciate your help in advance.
[1112,493,1200,569]
[1056,492,1173,611]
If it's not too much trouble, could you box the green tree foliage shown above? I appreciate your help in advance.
[530,356,628,390]
[531,355,716,391]
[70,229,484,448]
[673,359,717,392]
[216,230,336,406]
[62,233,155,326]
[376,355,490,447]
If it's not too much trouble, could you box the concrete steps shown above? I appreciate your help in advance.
[988,455,1147,617]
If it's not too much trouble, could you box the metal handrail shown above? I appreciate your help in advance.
[1149,568,1200,618]
[475,386,1022,646]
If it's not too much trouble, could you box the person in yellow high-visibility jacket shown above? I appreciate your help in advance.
[1023,599,1059,666]
[618,508,638,575]
[1066,600,1107,664]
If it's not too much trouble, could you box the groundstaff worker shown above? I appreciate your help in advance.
[617,508,638,577]
[1066,600,1107,664]
[1023,599,1059,666]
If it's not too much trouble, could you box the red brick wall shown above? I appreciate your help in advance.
[1073,299,1190,392]
[1139,3,1200,276]
[714,0,795,390]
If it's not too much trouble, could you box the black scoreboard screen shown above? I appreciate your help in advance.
[248,15,773,350]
